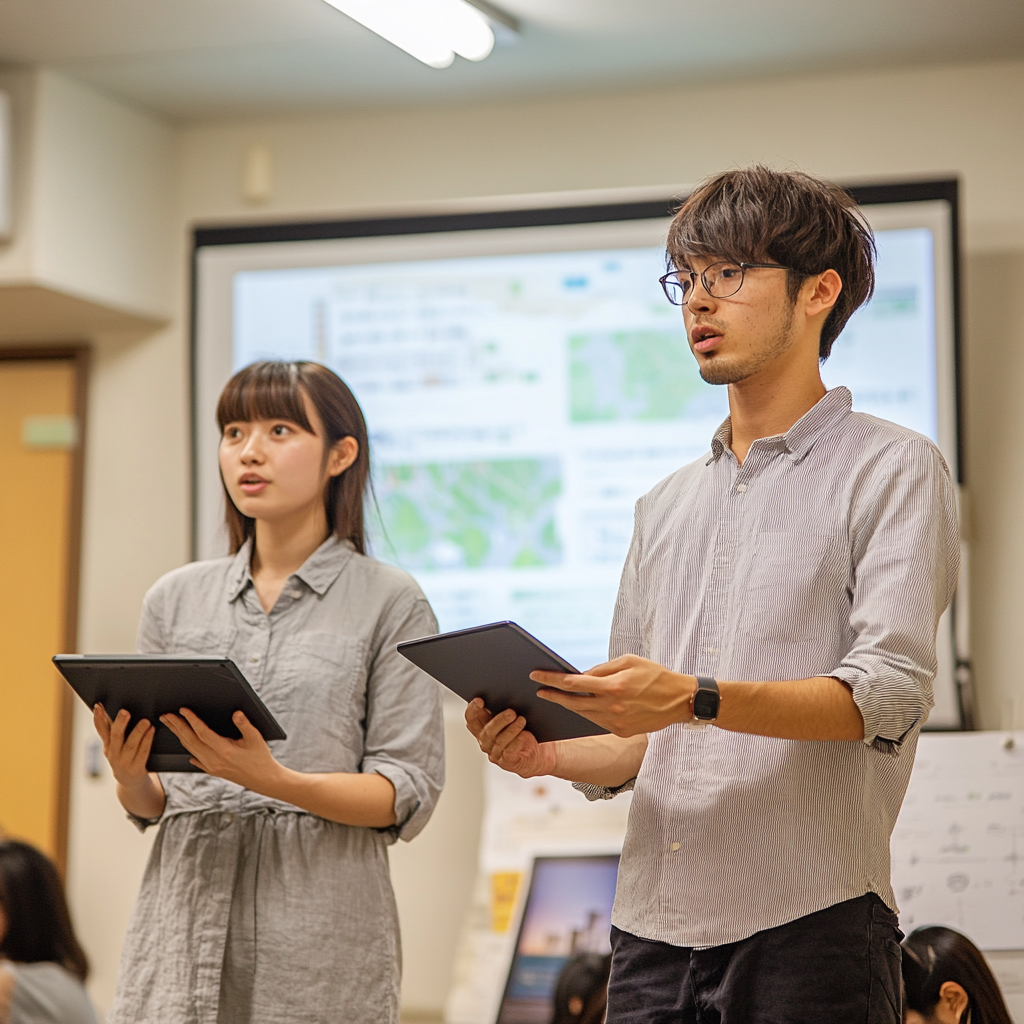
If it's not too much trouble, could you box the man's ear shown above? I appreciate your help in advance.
[327,435,359,478]
[802,268,843,319]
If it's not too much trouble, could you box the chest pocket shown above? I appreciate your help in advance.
[744,530,850,644]
[165,627,235,657]
[270,632,366,729]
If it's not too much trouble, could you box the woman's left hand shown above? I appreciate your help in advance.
[161,709,283,790]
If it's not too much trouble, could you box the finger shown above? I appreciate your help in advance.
[93,704,112,742]
[582,656,635,676]
[529,670,576,688]
[487,716,528,763]
[232,711,265,745]
[178,708,220,743]
[530,671,609,693]
[109,708,132,747]
[129,723,155,771]
[121,717,152,759]
[160,714,205,756]
[465,699,494,737]
[476,708,520,751]
[537,688,600,713]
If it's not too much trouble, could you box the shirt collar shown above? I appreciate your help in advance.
[226,534,356,602]
[708,386,853,464]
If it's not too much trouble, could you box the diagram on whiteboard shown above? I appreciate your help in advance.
[891,732,1024,949]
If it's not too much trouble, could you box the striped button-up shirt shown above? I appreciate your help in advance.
[578,387,960,948]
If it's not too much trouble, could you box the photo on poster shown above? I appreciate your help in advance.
[496,855,620,1024]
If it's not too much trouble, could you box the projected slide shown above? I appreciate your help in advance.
[233,230,938,669]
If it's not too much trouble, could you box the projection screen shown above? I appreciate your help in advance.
[192,181,965,728]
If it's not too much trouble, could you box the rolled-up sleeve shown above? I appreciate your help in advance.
[361,594,445,842]
[831,439,960,753]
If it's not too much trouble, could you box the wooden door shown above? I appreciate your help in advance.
[0,350,87,870]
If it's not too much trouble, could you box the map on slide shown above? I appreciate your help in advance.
[569,329,703,423]
[374,458,563,571]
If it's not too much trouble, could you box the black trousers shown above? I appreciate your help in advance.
[606,894,903,1024]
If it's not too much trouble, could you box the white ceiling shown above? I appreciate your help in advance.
[0,0,1022,121]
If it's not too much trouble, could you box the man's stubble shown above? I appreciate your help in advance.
[696,301,800,387]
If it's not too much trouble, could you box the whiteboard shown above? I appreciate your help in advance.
[892,731,1024,949]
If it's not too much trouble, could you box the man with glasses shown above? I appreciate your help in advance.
[466,166,959,1023]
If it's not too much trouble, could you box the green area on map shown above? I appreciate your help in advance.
[569,329,702,422]
[374,458,563,570]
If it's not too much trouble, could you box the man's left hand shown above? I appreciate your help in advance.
[161,708,283,790]
[532,655,696,737]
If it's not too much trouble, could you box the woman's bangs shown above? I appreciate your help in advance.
[216,363,314,433]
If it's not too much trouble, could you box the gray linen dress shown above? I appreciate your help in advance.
[107,536,445,1024]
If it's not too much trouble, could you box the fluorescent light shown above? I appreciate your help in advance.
[324,0,496,68]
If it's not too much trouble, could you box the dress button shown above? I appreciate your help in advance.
[250,655,260,664]
[670,842,681,852]
[736,483,748,493]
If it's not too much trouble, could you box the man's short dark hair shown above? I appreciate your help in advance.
[667,166,876,359]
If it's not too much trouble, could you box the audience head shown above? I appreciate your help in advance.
[902,926,1011,1024]
[0,840,88,980]
[550,952,611,1024]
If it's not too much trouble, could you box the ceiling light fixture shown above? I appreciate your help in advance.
[323,0,514,68]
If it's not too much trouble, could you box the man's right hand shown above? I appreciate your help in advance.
[465,699,558,778]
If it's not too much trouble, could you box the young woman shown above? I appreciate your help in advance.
[902,926,1013,1024]
[94,360,445,1024]
[0,839,96,1024]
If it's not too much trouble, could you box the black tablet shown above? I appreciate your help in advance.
[397,621,609,744]
[54,655,287,772]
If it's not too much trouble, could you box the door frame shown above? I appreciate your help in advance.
[0,345,89,873]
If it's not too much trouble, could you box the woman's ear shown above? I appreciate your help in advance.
[327,436,359,478]
[937,980,969,1022]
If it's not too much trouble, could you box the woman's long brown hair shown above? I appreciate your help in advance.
[216,361,370,555]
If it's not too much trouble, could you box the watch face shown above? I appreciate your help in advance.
[692,688,720,720]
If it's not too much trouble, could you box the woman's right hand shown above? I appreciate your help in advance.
[465,699,558,778]
[93,704,155,787]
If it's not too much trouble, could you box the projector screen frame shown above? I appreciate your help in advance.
[190,178,969,727]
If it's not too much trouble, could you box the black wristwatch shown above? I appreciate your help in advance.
[691,676,721,722]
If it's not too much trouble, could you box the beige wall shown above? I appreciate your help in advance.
[0,66,188,1016]
[178,58,1024,734]
[3,55,1021,1019]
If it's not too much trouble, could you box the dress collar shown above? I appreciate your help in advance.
[708,386,853,465]
[226,534,356,602]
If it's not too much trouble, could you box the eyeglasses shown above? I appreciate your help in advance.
[659,261,791,306]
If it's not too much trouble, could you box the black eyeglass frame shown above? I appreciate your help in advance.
[659,261,792,306]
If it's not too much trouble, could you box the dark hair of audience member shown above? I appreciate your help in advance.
[550,952,611,1024]
[902,926,1011,1024]
[0,840,89,981]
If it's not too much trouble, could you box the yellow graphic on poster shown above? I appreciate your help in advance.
[490,871,522,933]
